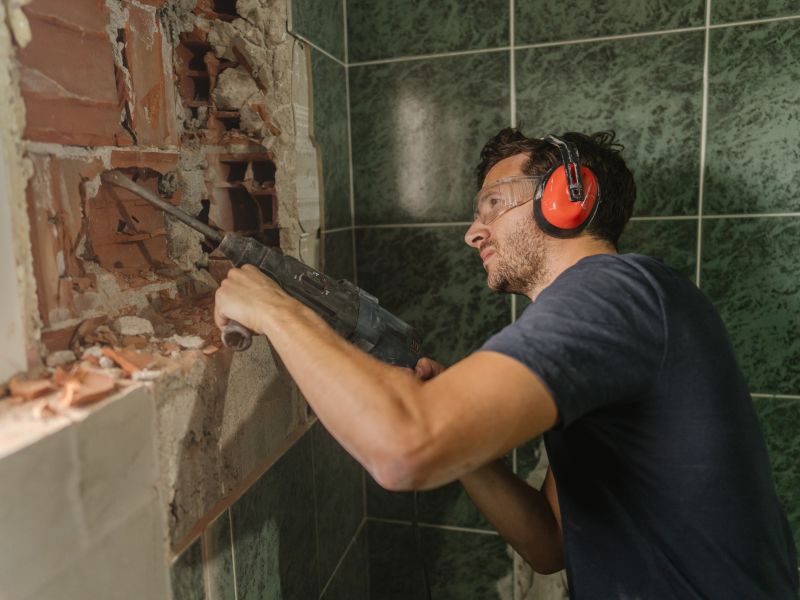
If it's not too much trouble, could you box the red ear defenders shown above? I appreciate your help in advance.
[533,134,601,238]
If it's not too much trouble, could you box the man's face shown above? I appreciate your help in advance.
[464,153,549,296]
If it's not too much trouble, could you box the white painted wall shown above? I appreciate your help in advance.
[0,137,27,382]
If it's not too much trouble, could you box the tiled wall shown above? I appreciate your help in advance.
[219,1,800,598]
[341,0,800,596]
[170,422,367,600]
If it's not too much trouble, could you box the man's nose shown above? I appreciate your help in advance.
[464,219,489,248]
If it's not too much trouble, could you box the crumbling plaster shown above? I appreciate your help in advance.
[1,0,324,562]
[0,0,38,374]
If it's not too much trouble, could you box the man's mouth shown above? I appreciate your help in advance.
[480,248,495,263]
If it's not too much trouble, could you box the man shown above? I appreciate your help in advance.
[214,128,798,598]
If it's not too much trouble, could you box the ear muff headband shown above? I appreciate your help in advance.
[533,135,601,239]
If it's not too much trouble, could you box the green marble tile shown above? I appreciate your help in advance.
[700,217,800,395]
[516,0,704,45]
[313,422,365,587]
[367,521,428,599]
[618,218,698,280]
[515,294,531,319]
[204,511,235,600]
[516,32,705,217]
[291,0,344,61]
[347,0,509,62]
[311,49,351,230]
[320,526,370,600]
[368,521,513,599]
[322,229,355,281]
[712,0,800,23]
[422,526,512,599]
[366,474,414,521]
[752,396,800,555]
[416,482,492,530]
[350,52,510,225]
[171,538,206,600]
[515,437,545,484]
[704,20,800,214]
[355,226,511,366]
[230,432,318,600]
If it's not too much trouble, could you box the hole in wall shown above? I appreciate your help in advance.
[212,0,238,18]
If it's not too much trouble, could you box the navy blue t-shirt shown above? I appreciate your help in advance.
[482,254,798,599]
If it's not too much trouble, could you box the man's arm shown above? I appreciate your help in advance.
[461,464,564,573]
[213,265,559,491]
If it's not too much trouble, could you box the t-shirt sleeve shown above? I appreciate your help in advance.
[481,256,666,429]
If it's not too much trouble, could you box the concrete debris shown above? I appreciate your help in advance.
[45,350,77,368]
[99,356,115,369]
[133,369,163,381]
[114,316,156,337]
[82,345,104,359]
[169,334,205,349]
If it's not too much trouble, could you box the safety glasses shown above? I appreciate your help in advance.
[472,176,541,225]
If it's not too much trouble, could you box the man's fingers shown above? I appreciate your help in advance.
[414,357,446,381]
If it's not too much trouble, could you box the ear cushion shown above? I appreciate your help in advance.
[534,164,600,238]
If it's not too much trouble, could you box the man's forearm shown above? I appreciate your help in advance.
[461,460,564,574]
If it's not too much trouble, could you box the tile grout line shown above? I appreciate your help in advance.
[342,0,348,65]
[703,212,800,219]
[319,518,367,598]
[368,516,500,536]
[309,426,322,597]
[708,13,800,29]
[322,225,352,234]
[228,508,240,600]
[356,222,473,229]
[751,393,800,401]
[695,0,712,288]
[509,0,517,332]
[510,8,518,597]
[629,215,699,221]
[344,56,358,285]
[349,45,510,67]
[288,31,346,67]
[345,14,800,70]
[351,212,800,232]
[200,524,213,600]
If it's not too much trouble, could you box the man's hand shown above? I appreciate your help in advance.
[414,357,445,381]
[213,264,299,336]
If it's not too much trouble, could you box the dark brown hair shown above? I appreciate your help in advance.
[476,128,636,247]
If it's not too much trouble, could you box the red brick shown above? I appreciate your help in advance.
[26,154,105,327]
[110,150,180,172]
[17,1,130,146]
[87,168,179,273]
[124,3,179,146]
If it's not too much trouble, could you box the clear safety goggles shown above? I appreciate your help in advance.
[472,176,541,225]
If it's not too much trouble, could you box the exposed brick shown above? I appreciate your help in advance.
[17,0,131,146]
[86,168,179,274]
[110,150,180,172]
[206,153,278,243]
[124,3,180,146]
[26,154,105,326]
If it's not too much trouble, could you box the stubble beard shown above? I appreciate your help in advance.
[484,216,549,296]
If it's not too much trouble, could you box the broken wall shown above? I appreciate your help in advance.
[0,0,365,598]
